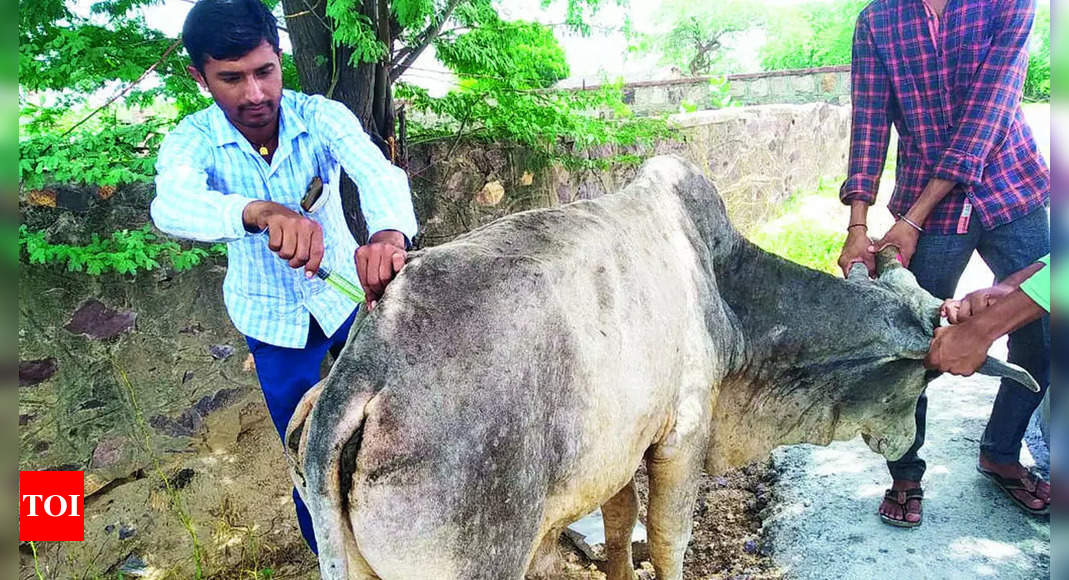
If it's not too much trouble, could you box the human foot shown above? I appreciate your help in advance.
[878,479,923,527]
[977,454,1049,515]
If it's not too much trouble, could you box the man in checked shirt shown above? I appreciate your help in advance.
[837,0,1049,527]
[151,0,417,551]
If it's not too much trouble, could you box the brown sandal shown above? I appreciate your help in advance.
[879,488,923,528]
[976,465,1049,516]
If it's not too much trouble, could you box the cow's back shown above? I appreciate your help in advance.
[310,157,733,578]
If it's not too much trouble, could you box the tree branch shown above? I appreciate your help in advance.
[389,0,462,82]
[56,38,183,142]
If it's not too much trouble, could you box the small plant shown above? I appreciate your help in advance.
[114,363,205,579]
[18,224,226,275]
[708,75,733,109]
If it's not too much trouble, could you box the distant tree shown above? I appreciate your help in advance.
[760,0,867,71]
[637,0,765,76]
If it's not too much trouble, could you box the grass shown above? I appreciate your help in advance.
[113,362,205,579]
[750,176,847,276]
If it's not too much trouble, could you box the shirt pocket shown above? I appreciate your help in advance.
[954,39,993,91]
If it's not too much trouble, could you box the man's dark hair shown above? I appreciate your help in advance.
[182,0,280,72]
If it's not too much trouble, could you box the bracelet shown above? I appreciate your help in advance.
[847,223,867,231]
[897,214,924,232]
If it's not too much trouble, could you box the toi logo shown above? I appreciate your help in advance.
[19,471,85,541]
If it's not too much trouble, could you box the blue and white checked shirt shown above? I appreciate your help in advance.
[152,90,418,348]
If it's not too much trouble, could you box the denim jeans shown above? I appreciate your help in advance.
[245,309,359,554]
[886,207,1050,482]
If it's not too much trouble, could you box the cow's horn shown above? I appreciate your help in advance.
[846,261,871,282]
[977,357,1041,392]
[874,245,902,276]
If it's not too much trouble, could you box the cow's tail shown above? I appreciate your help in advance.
[286,376,380,579]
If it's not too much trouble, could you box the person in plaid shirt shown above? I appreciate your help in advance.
[837,0,1049,527]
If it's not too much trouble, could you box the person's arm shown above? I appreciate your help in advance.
[942,258,1046,323]
[925,289,1045,375]
[837,15,894,278]
[151,125,263,243]
[152,124,327,275]
[931,0,1033,187]
[926,257,1049,375]
[311,96,419,305]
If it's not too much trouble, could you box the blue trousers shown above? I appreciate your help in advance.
[245,309,359,553]
[887,208,1050,481]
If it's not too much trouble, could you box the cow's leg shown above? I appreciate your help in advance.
[601,478,639,580]
[526,528,567,579]
[645,442,702,580]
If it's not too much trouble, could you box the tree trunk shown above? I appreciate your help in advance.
[282,0,399,244]
[282,0,394,150]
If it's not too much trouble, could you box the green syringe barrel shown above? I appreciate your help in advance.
[316,268,365,304]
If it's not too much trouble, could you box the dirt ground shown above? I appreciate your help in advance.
[556,461,782,580]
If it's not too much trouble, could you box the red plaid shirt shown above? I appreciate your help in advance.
[840,0,1049,234]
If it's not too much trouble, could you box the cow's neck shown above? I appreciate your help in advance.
[702,240,878,470]
[714,240,872,376]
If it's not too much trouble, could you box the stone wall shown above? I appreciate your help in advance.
[581,66,852,116]
[410,102,851,245]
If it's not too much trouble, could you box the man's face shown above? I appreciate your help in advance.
[189,40,283,132]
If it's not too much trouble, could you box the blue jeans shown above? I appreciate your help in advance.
[887,208,1050,482]
[245,309,359,553]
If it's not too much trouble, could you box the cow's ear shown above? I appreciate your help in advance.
[873,247,943,332]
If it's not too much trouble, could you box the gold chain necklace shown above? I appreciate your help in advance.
[257,143,270,157]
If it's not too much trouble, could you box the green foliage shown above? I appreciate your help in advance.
[19,116,168,190]
[400,77,666,158]
[18,224,227,276]
[679,77,732,113]
[20,0,177,95]
[751,177,845,275]
[327,0,389,66]
[393,0,435,29]
[435,18,570,89]
[707,76,733,108]
[1024,3,1050,102]
[638,1,765,76]
[400,9,666,160]
[761,0,867,71]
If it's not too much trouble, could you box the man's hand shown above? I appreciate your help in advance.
[941,283,1015,324]
[869,220,920,267]
[356,230,407,309]
[924,323,992,376]
[926,284,1046,377]
[243,201,324,276]
[838,227,875,278]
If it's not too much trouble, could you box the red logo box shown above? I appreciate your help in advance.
[19,471,85,541]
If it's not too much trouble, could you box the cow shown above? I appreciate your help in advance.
[284,155,1035,580]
